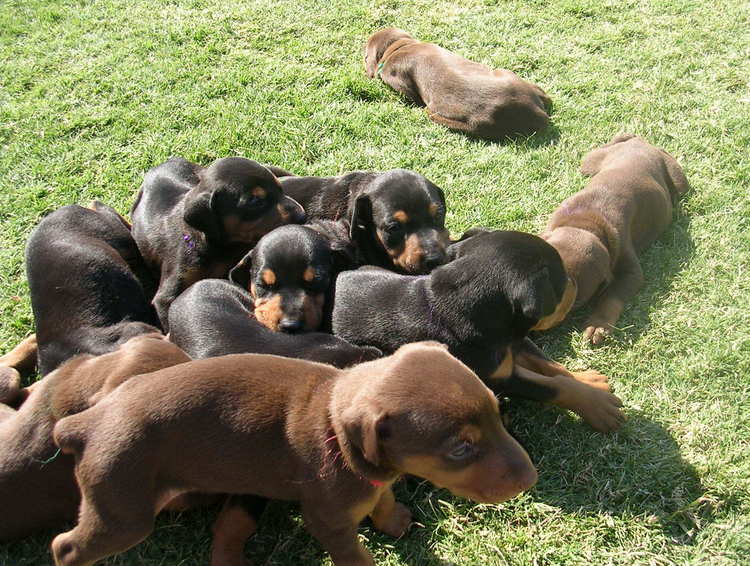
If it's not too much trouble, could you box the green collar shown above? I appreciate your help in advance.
[376,61,385,76]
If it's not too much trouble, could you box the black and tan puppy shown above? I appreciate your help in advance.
[169,278,381,367]
[228,221,355,333]
[543,134,689,344]
[52,342,536,566]
[278,169,449,274]
[3,203,160,378]
[364,28,551,140]
[333,230,625,432]
[0,334,190,541]
[131,156,306,329]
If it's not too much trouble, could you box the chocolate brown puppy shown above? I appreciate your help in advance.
[333,230,624,432]
[543,134,689,344]
[279,169,449,274]
[5,203,161,378]
[364,28,551,140]
[131,157,306,330]
[0,334,189,541]
[52,342,536,566]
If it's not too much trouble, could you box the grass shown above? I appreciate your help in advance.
[1,0,749,564]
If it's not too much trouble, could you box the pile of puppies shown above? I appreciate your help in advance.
[0,28,688,566]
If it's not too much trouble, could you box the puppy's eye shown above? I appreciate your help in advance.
[447,441,477,462]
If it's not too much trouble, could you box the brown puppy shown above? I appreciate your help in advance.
[52,342,536,566]
[0,334,190,541]
[365,28,551,140]
[543,134,689,344]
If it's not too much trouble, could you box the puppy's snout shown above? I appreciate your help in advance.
[279,318,304,334]
[421,250,445,271]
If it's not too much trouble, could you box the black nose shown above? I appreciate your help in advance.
[422,252,445,271]
[279,319,304,334]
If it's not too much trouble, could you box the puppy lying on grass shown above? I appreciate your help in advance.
[52,342,536,566]
[543,134,689,344]
[365,28,551,140]
[0,334,189,541]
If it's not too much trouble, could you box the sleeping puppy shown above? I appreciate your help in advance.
[51,342,537,566]
[0,334,190,541]
[168,278,381,367]
[333,230,625,432]
[131,156,306,330]
[228,221,355,333]
[543,134,689,344]
[279,169,449,274]
[8,203,161,378]
[364,28,551,140]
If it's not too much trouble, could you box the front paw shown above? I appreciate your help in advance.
[571,370,611,392]
[583,324,612,345]
[373,502,412,538]
[575,385,626,433]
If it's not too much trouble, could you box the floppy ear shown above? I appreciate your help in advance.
[183,190,221,242]
[659,149,690,200]
[341,403,391,467]
[511,267,559,328]
[349,194,373,245]
[228,251,253,290]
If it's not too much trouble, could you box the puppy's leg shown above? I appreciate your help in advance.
[302,502,375,566]
[0,366,22,406]
[0,334,38,376]
[515,338,610,390]
[369,487,411,538]
[427,110,473,134]
[489,363,625,432]
[51,487,155,566]
[210,495,267,566]
[583,246,644,345]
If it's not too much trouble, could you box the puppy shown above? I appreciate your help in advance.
[0,334,190,541]
[228,221,355,333]
[278,169,449,274]
[10,203,161,377]
[333,230,625,432]
[131,156,306,329]
[52,342,536,566]
[543,134,689,344]
[168,278,381,367]
[364,28,551,140]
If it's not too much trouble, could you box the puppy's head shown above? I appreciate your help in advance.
[363,28,413,77]
[229,225,337,333]
[436,230,575,337]
[350,169,449,274]
[333,341,537,503]
[183,157,305,247]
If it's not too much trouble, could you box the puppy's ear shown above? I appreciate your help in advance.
[659,149,690,200]
[183,190,221,242]
[349,194,373,244]
[228,251,253,290]
[341,404,391,467]
[511,267,559,328]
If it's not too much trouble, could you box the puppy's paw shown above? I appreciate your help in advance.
[373,502,412,538]
[583,325,612,345]
[571,370,611,392]
[575,386,626,433]
[0,366,21,405]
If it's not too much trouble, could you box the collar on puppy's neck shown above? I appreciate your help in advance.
[376,61,385,76]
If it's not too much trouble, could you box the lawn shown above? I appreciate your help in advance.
[1,0,749,564]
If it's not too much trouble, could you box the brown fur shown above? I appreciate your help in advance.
[365,28,551,140]
[0,334,38,379]
[0,334,190,541]
[543,134,689,343]
[51,342,536,566]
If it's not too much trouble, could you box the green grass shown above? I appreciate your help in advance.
[1,0,749,564]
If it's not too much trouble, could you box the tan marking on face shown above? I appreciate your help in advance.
[222,205,288,246]
[251,186,267,199]
[276,202,290,223]
[531,277,578,331]
[302,292,325,331]
[261,269,276,286]
[303,267,315,282]
[253,294,283,331]
[393,233,424,272]
[393,210,409,223]
[429,203,439,217]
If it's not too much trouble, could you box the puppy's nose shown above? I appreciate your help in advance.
[279,319,304,334]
